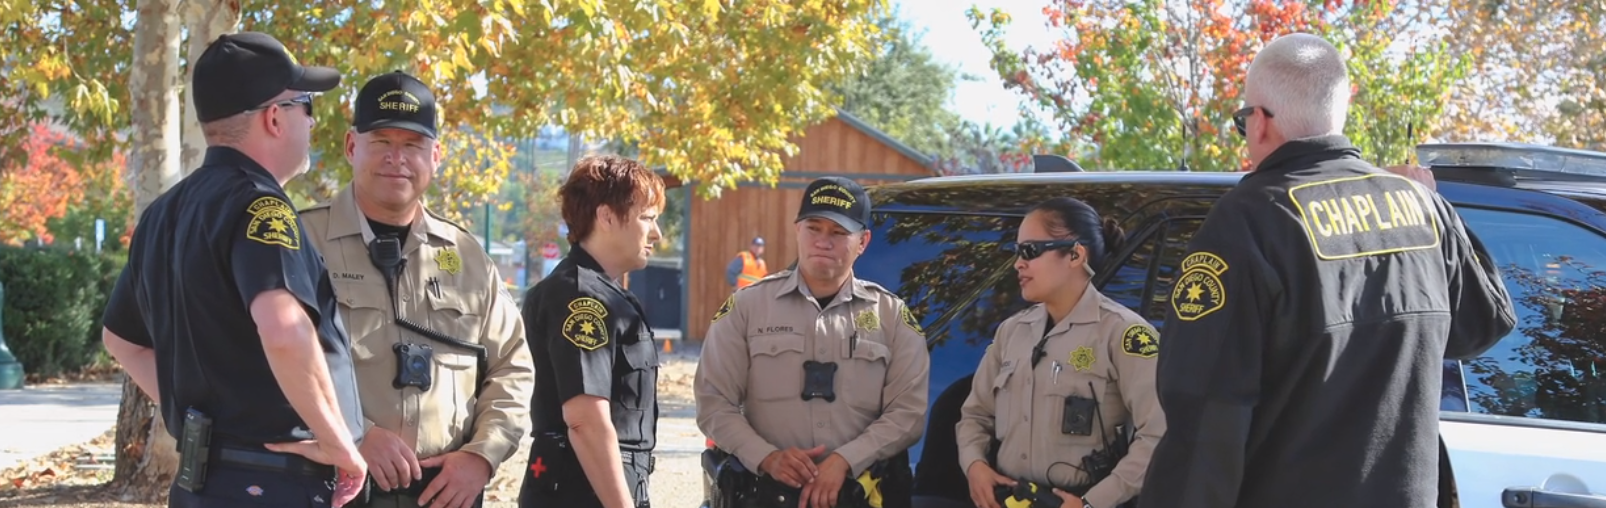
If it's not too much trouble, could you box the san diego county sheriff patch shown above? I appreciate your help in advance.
[1121,323,1160,358]
[1171,252,1227,321]
[712,294,734,323]
[245,197,301,250]
[900,306,923,334]
[435,248,462,275]
[563,297,610,351]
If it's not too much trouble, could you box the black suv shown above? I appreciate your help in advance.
[850,143,1606,508]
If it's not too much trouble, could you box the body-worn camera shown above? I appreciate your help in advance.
[393,342,434,391]
[1062,395,1096,435]
[801,360,838,402]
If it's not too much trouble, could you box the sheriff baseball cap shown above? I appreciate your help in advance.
[352,71,438,139]
[191,32,340,123]
[795,177,871,233]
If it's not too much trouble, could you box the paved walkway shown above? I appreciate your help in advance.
[0,382,123,471]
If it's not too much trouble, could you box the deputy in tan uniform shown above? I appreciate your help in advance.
[300,71,535,508]
[696,176,930,508]
[957,197,1165,508]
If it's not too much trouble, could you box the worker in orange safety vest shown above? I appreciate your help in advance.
[725,236,767,289]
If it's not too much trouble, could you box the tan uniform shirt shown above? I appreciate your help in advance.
[695,269,930,476]
[956,286,1166,508]
[300,186,535,467]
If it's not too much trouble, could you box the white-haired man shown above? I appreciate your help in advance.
[1138,33,1515,508]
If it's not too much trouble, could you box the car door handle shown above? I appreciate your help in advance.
[1504,487,1606,508]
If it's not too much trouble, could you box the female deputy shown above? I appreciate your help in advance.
[955,197,1166,508]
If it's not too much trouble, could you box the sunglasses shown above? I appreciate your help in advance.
[250,94,314,116]
[1002,240,1081,261]
[1232,105,1275,137]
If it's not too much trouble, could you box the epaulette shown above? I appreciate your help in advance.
[425,207,472,235]
[747,269,792,287]
[855,278,897,296]
[1003,305,1038,323]
[297,200,333,214]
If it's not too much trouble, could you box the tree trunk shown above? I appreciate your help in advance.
[112,381,177,499]
[114,0,183,499]
[128,0,182,216]
[179,0,242,174]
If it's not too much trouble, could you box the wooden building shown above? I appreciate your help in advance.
[662,110,939,341]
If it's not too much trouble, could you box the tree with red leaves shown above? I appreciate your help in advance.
[0,124,87,245]
[969,0,1466,172]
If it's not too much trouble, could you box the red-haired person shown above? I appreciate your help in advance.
[518,155,666,508]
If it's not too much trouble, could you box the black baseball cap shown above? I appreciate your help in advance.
[192,32,340,123]
[795,176,871,233]
[352,71,438,139]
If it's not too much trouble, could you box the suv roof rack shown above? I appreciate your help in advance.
[1417,142,1606,186]
[1033,154,1085,173]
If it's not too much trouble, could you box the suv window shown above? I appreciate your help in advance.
[858,212,1028,347]
[1455,207,1606,426]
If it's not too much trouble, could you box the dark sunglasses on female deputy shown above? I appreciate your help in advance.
[248,94,315,116]
[1232,105,1274,137]
[1002,240,1081,261]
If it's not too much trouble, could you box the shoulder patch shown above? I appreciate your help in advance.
[899,305,923,334]
[1121,323,1159,358]
[563,297,610,351]
[245,196,302,250]
[1171,251,1227,321]
[712,294,735,323]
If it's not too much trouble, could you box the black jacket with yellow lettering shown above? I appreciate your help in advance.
[1139,136,1516,508]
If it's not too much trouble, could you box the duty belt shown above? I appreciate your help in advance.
[213,445,335,478]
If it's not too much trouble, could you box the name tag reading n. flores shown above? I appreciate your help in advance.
[1288,174,1441,260]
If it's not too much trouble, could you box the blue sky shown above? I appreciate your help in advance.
[891,0,1058,129]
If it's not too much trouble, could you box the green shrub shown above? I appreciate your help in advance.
[0,246,128,378]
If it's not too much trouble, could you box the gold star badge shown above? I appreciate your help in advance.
[1070,346,1096,371]
[855,309,880,331]
[435,248,462,275]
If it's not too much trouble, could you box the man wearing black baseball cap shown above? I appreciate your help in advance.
[696,176,930,508]
[300,70,534,508]
[101,31,369,508]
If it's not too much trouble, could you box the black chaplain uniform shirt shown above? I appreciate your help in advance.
[1139,135,1516,508]
[520,244,659,505]
[102,146,366,447]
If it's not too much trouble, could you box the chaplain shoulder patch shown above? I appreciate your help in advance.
[244,196,301,250]
[1171,251,1227,321]
[1121,323,1159,358]
[563,297,610,351]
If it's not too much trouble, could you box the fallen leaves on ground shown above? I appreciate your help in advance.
[0,353,703,508]
[23,366,125,386]
[0,427,156,506]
